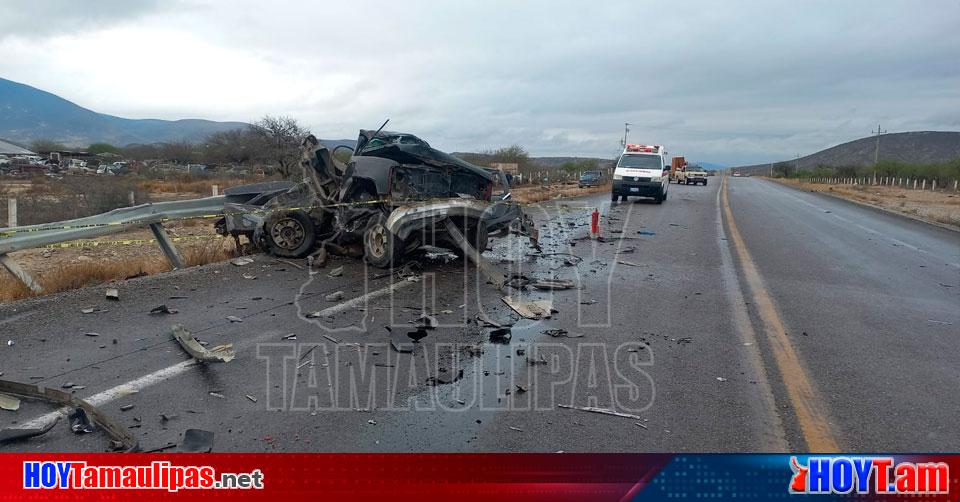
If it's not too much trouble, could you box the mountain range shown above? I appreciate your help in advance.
[0,77,247,147]
[734,131,960,172]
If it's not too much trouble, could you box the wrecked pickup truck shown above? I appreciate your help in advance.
[215,129,536,267]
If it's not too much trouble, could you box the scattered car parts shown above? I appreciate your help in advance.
[0,378,139,451]
[172,324,236,363]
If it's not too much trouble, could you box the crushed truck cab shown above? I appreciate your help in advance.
[216,128,536,268]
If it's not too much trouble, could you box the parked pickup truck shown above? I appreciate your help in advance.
[215,128,537,267]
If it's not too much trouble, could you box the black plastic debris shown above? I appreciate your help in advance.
[489,328,512,344]
[149,305,179,315]
[181,429,214,453]
[407,328,430,343]
[69,407,95,434]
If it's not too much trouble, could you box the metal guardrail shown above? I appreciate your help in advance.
[0,196,225,293]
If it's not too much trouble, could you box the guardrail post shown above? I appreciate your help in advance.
[212,185,219,196]
[128,191,136,206]
[149,223,185,270]
[7,198,16,227]
[0,254,42,293]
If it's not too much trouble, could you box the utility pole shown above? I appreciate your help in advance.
[872,124,887,166]
[621,123,631,149]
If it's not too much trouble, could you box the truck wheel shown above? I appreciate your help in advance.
[264,211,316,258]
[655,190,665,204]
[611,192,618,202]
[363,213,404,268]
[703,180,708,185]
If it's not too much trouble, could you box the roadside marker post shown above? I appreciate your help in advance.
[6,198,15,228]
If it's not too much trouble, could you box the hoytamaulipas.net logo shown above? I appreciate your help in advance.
[23,461,264,492]
[789,456,948,495]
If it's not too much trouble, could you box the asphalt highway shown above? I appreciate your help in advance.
[1,177,957,452]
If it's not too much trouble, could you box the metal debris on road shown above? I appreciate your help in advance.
[558,404,642,420]
[149,304,179,315]
[328,266,344,277]
[242,273,257,280]
[391,340,414,354]
[181,429,214,453]
[617,260,641,267]
[246,395,258,403]
[105,288,119,301]
[208,392,225,399]
[502,296,553,319]
[716,377,727,382]
[282,333,297,340]
[476,312,511,328]
[509,426,523,432]
[415,314,439,329]
[84,332,100,337]
[120,404,135,411]
[226,315,243,323]
[172,324,236,363]
[0,417,59,445]
[69,407,95,433]
[637,231,656,236]
[231,257,254,266]
[543,328,584,338]
[634,422,648,429]
[0,393,20,411]
[325,291,345,301]
[277,259,304,270]
[531,279,575,291]
[322,334,341,344]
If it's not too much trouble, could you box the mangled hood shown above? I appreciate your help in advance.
[355,130,494,182]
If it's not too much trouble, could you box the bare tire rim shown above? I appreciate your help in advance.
[271,218,306,250]
[367,224,388,258]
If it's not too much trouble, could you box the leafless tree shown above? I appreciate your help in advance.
[249,116,310,178]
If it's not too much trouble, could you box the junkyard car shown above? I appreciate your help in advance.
[578,171,602,188]
[216,129,535,267]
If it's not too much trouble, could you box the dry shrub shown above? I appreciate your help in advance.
[182,240,236,267]
[0,240,237,303]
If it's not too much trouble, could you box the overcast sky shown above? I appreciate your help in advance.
[1,0,958,165]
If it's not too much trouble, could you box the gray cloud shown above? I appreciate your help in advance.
[0,0,958,165]
[0,0,167,37]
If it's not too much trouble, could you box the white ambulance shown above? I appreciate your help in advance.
[612,144,669,203]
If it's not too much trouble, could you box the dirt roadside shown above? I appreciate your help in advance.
[771,178,960,231]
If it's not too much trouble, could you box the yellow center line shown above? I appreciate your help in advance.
[721,176,840,452]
